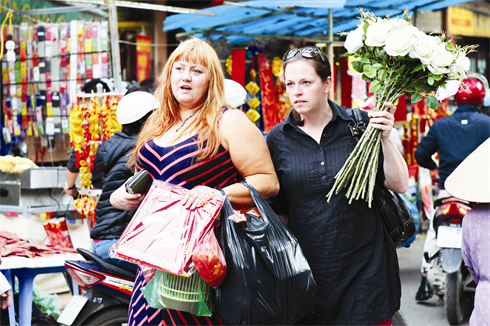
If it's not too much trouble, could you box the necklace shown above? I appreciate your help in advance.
[175,110,198,132]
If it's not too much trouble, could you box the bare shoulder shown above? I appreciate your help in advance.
[220,108,258,136]
[220,108,251,126]
[219,108,263,149]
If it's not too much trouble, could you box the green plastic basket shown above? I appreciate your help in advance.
[158,271,211,315]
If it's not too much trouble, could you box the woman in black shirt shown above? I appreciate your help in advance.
[267,47,409,325]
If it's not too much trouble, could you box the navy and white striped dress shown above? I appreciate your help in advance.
[129,135,241,326]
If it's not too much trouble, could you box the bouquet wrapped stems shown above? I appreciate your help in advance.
[328,9,477,208]
[326,82,404,208]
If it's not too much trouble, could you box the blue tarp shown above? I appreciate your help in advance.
[163,0,472,44]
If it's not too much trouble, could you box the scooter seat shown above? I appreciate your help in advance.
[77,248,137,281]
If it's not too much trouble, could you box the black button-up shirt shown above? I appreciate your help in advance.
[267,100,400,325]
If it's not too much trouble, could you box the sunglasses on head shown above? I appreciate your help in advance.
[282,46,326,63]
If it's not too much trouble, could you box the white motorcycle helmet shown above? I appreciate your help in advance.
[224,79,254,108]
[116,91,160,125]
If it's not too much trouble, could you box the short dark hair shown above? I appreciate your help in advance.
[81,79,111,93]
[140,79,155,91]
[283,47,331,126]
[122,111,153,136]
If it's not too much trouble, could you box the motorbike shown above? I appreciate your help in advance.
[424,196,475,325]
[59,248,136,326]
[58,248,410,326]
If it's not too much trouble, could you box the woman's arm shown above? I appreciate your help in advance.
[369,102,409,193]
[219,109,280,206]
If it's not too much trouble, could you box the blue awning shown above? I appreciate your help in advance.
[163,0,472,44]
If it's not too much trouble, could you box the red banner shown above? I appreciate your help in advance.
[258,54,278,133]
[231,48,246,87]
[136,34,152,82]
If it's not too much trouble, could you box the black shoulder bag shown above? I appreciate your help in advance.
[346,108,415,248]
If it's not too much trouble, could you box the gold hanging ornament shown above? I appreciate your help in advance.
[271,57,284,77]
[70,95,122,227]
[225,55,232,76]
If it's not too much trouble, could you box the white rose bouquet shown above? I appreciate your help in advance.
[327,10,477,207]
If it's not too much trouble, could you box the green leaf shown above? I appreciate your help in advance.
[377,69,386,80]
[411,64,424,74]
[363,64,377,79]
[360,57,370,64]
[395,65,406,74]
[411,93,423,104]
[420,83,433,93]
[372,63,383,69]
[361,74,372,82]
[369,80,381,93]
[432,74,443,81]
[425,95,439,110]
[402,78,410,87]
[428,76,434,85]
[352,61,363,73]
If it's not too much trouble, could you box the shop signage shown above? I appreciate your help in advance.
[447,7,490,38]
[258,54,278,133]
[136,34,152,82]
[0,0,97,24]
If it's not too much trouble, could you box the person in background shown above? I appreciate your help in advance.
[223,78,254,110]
[444,138,490,326]
[267,46,408,325]
[110,37,279,326]
[0,265,12,310]
[64,79,111,197]
[140,79,156,93]
[90,88,158,270]
[414,73,490,301]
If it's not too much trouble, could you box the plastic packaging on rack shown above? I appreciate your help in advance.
[114,180,223,276]
[42,217,74,248]
[192,227,226,289]
[214,182,317,325]
[140,269,212,317]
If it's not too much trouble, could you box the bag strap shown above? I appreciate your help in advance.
[346,108,366,140]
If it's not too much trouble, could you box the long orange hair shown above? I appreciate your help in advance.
[128,37,227,167]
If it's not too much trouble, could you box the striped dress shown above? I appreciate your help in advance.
[129,135,241,326]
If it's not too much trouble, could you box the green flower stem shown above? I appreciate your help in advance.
[348,127,379,202]
[357,140,378,201]
[326,82,404,207]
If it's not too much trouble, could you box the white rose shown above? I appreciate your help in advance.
[365,21,392,47]
[449,55,470,81]
[436,80,461,101]
[409,34,439,65]
[427,43,454,75]
[389,18,410,30]
[344,26,364,54]
[384,26,419,57]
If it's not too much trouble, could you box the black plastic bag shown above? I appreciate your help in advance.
[214,182,316,325]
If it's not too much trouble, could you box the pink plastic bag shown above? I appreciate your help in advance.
[192,227,227,288]
[114,180,223,276]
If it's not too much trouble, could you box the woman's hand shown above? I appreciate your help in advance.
[368,102,396,141]
[0,289,12,310]
[110,184,145,210]
[182,186,222,210]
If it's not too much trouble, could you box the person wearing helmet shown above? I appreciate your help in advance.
[224,79,254,109]
[414,73,490,301]
[89,88,158,269]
